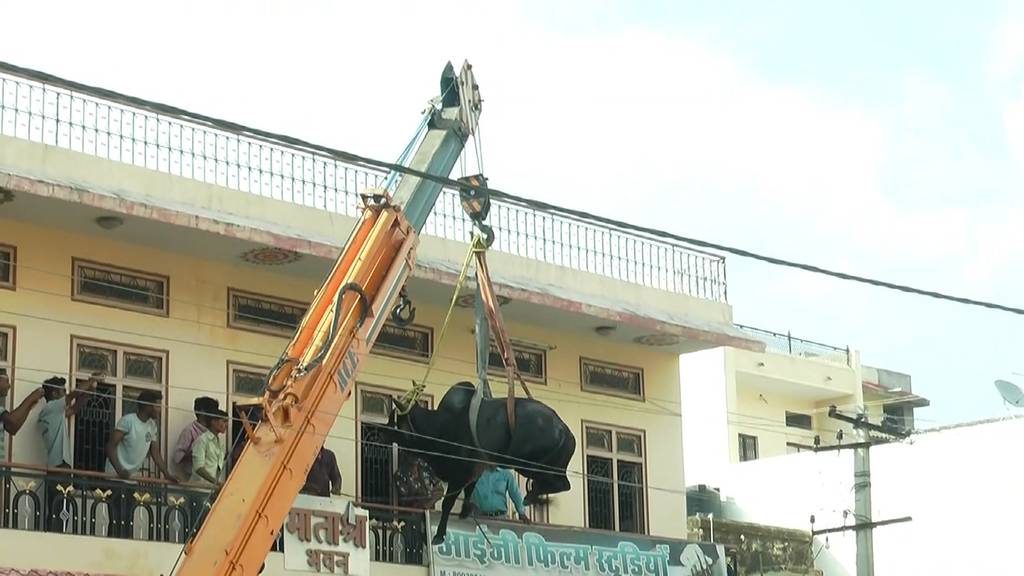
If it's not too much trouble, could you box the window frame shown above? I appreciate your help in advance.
[69,336,169,474]
[226,287,308,338]
[582,421,649,534]
[784,411,813,431]
[485,342,548,385]
[370,322,434,363]
[355,384,433,505]
[0,324,15,462]
[0,244,16,291]
[71,258,170,317]
[226,361,270,448]
[738,433,759,462]
[580,357,645,400]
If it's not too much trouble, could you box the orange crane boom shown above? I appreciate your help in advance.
[175,61,481,576]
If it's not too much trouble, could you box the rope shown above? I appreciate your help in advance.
[396,235,484,412]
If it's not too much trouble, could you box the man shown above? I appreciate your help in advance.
[190,408,228,486]
[172,396,219,480]
[469,465,529,523]
[300,447,342,497]
[0,369,46,462]
[105,390,175,481]
[39,373,101,468]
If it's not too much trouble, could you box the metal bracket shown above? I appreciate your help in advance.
[360,189,392,209]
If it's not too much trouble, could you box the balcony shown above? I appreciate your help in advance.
[734,325,849,366]
[0,463,428,568]
[0,63,726,302]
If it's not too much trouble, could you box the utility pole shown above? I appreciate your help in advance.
[853,431,873,576]
[820,406,912,576]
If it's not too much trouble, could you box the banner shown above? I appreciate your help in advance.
[428,514,728,576]
[283,494,370,575]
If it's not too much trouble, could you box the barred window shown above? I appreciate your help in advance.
[372,323,433,361]
[0,244,15,289]
[227,362,269,449]
[72,259,169,316]
[71,338,168,475]
[487,343,547,383]
[581,358,643,398]
[228,288,307,337]
[585,424,646,534]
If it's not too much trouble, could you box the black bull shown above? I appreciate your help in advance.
[384,381,576,544]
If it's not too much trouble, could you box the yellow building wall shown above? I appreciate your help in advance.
[725,348,863,462]
[0,215,687,540]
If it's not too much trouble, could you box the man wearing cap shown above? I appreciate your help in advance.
[0,369,46,463]
[38,373,102,469]
[38,373,100,530]
[172,396,219,481]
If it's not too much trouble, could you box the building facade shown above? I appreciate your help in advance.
[680,326,929,487]
[0,64,755,575]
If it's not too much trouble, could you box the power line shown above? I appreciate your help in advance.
[1,60,1022,316]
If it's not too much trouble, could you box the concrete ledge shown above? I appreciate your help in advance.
[0,136,759,352]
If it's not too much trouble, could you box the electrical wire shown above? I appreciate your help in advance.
[5,371,694,499]
[0,273,690,416]
[1,59,1021,316]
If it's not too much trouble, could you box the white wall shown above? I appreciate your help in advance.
[710,416,1024,576]
[680,348,732,488]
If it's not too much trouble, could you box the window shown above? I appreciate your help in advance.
[487,343,547,384]
[785,411,813,430]
[581,358,643,399]
[0,244,15,290]
[738,434,759,462]
[882,404,907,428]
[0,325,14,461]
[71,338,168,475]
[584,423,646,534]
[72,259,169,316]
[226,362,269,450]
[358,387,431,507]
[372,323,433,361]
[228,288,307,338]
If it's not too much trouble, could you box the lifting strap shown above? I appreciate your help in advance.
[396,236,481,413]
[398,234,532,444]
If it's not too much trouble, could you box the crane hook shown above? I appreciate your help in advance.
[391,286,416,326]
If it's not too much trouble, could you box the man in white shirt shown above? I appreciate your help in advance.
[105,390,175,480]
[39,374,100,468]
[105,389,176,537]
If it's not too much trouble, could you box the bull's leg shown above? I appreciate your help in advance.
[432,490,460,546]
[458,481,478,519]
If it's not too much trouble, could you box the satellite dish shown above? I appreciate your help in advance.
[994,380,1024,408]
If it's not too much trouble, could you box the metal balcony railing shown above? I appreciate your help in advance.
[0,62,727,301]
[734,324,850,366]
[0,463,429,566]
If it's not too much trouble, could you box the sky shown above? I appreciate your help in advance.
[2,0,1023,426]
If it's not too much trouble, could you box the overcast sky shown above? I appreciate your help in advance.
[4,0,1023,426]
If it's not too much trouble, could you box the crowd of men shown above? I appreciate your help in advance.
[2,370,534,530]
[0,371,342,497]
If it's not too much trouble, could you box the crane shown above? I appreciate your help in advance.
[175,61,482,576]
